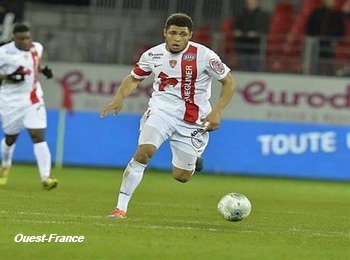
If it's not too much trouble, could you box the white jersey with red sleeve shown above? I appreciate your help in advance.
[131,41,231,125]
[0,41,44,106]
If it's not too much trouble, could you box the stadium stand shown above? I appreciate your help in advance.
[218,18,239,69]
[0,12,15,42]
[264,2,295,72]
[15,0,350,76]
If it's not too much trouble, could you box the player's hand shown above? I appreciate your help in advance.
[100,99,123,118]
[41,66,53,79]
[202,109,222,132]
[5,66,25,83]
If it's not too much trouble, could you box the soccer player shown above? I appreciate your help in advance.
[0,23,58,189]
[100,13,235,218]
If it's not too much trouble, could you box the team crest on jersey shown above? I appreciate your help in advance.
[182,53,196,61]
[209,58,225,75]
[191,128,206,149]
[169,60,177,68]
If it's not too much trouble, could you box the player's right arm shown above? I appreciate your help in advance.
[0,48,9,81]
[0,47,26,83]
[100,75,142,117]
[100,50,153,118]
[0,48,8,80]
[0,66,26,83]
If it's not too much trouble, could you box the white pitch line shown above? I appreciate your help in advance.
[6,218,244,234]
[0,218,310,236]
[2,195,350,220]
[2,207,350,222]
[1,210,349,238]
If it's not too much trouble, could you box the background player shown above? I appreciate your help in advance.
[0,23,57,189]
[100,13,235,218]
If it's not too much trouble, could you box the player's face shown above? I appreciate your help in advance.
[13,31,32,51]
[164,25,192,54]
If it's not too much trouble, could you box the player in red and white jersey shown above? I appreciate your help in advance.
[101,13,235,219]
[131,40,231,125]
[0,23,58,189]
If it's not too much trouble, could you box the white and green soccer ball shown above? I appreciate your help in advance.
[217,193,252,222]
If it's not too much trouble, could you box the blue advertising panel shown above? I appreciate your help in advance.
[205,120,350,180]
[0,110,349,180]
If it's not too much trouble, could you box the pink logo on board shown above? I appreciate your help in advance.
[56,70,153,112]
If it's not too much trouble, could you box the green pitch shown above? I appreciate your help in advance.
[0,165,349,259]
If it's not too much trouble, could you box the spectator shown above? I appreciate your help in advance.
[0,1,8,23]
[342,0,350,14]
[233,0,269,72]
[0,0,24,23]
[306,0,345,75]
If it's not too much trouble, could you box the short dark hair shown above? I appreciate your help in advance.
[13,23,30,34]
[165,13,193,32]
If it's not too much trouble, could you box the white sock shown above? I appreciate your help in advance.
[33,142,51,181]
[1,138,16,168]
[116,158,146,212]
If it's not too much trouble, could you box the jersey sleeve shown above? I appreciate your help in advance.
[130,51,153,80]
[33,42,44,58]
[0,45,25,75]
[0,47,8,68]
[205,49,231,81]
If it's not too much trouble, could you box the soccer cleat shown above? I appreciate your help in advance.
[107,209,127,219]
[195,157,204,172]
[42,177,58,190]
[0,167,10,186]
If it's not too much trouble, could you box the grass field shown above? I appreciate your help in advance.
[0,165,349,260]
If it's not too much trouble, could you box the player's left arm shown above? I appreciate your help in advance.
[39,65,53,79]
[202,73,235,131]
[35,42,53,79]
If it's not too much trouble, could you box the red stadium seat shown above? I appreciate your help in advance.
[265,3,296,72]
[192,26,211,47]
[334,38,350,75]
[217,18,240,69]
[274,2,294,14]
[220,18,234,33]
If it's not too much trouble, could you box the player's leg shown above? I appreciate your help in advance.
[109,110,171,218]
[109,143,157,218]
[171,146,197,183]
[170,121,209,183]
[195,156,204,172]
[27,128,52,179]
[1,134,19,168]
[0,106,23,185]
[0,134,19,185]
[118,143,158,212]
[24,103,57,189]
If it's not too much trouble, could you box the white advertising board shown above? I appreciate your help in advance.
[43,62,350,125]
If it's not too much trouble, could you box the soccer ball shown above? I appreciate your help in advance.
[217,193,251,222]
